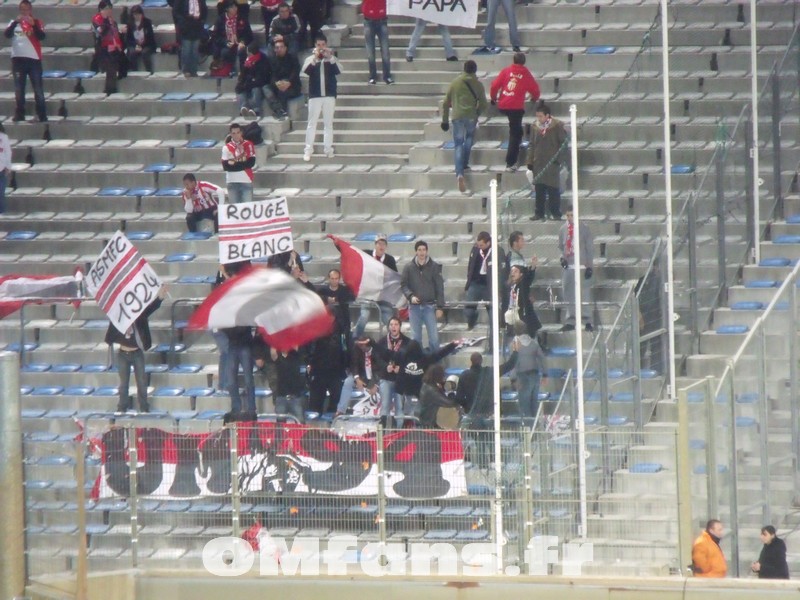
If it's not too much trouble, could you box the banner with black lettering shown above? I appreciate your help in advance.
[85,231,161,334]
[218,197,293,264]
[386,0,477,29]
[92,424,467,500]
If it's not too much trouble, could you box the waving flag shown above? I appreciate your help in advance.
[327,235,407,309]
[187,266,333,351]
[0,272,82,319]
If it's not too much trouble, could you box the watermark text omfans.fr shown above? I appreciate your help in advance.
[202,534,593,577]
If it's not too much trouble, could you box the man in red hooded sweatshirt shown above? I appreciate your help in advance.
[361,0,393,84]
[490,52,540,172]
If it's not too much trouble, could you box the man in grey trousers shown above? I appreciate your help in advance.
[558,205,594,332]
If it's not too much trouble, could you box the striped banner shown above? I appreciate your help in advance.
[218,197,293,264]
[85,231,161,334]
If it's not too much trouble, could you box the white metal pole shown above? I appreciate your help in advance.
[660,0,677,403]
[569,105,588,539]
[750,0,760,263]
[489,178,504,572]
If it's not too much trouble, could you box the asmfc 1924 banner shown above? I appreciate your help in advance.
[94,424,467,500]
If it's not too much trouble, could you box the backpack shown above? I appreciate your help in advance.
[242,121,264,145]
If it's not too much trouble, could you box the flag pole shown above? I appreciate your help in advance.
[569,104,588,540]
[489,178,504,572]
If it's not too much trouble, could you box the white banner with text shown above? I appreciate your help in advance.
[387,0,477,29]
[218,197,293,264]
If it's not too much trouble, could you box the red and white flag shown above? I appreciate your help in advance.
[327,235,407,309]
[0,272,82,319]
[187,265,333,351]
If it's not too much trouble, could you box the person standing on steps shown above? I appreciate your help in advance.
[476,0,522,54]
[405,18,457,63]
[692,519,727,578]
[221,122,256,204]
[92,0,125,96]
[527,102,567,221]
[361,0,393,85]
[302,33,341,161]
[442,59,487,194]
[5,0,47,123]
[558,205,593,333]
[401,240,445,353]
[490,52,540,172]
[173,0,208,77]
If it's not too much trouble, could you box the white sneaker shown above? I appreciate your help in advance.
[303,152,312,162]
[525,169,534,185]
[325,149,335,158]
[240,106,250,117]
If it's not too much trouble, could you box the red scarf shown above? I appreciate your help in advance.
[565,221,574,257]
[225,15,238,44]
[244,52,261,68]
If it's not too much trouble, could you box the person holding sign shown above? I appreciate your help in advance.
[182,173,223,233]
[221,122,256,204]
[106,285,167,413]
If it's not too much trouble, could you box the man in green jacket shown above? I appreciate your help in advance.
[441,60,488,193]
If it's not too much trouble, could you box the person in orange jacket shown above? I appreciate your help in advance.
[692,519,727,578]
[489,52,540,172]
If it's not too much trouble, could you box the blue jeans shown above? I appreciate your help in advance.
[117,348,148,411]
[227,182,253,204]
[406,18,455,59]
[379,379,403,427]
[364,18,391,80]
[337,374,357,413]
[0,171,6,214]
[353,301,394,338]
[12,57,46,121]
[484,0,520,48]
[227,342,256,414]
[517,370,540,418]
[237,88,263,115]
[409,303,439,352]
[452,118,477,177]
[212,330,230,391]
[274,394,305,423]
[180,38,200,76]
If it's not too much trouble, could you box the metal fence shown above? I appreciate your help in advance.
[24,421,681,581]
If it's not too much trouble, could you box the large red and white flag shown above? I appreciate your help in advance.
[0,272,82,319]
[327,235,407,309]
[187,265,333,351]
[85,231,162,334]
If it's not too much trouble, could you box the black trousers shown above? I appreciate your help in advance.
[501,108,525,167]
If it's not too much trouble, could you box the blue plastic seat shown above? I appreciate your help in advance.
[164,253,195,262]
[501,390,518,401]
[586,46,616,54]
[716,325,748,334]
[7,231,38,240]
[671,164,694,174]
[694,464,728,475]
[6,342,38,352]
[408,505,441,516]
[745,280,777,288]
[126,230,155,241]
[31,386,64,396]
[687,391,705,403]
[25,480,53,490]
[584,392,602,402]
[142,0,168,7]
[607,368,625,379]
[126,187,157,197]
[22,363,51,373]
[584,416,598,425]
[20,386,33,396]
[549,346,576,357]
[353,232,379,242]
[445,367,465,377]
[46,409,77,419]
[153,386,184,397]
[774,235,800,244]
[93,386,119,396]
[759,257,791,267]
[98,187,128,196]
[611,392,634,403]
[42,70,67,78]
[27,431,59,441]
[66,70,96,79]
[546,368,566,378]
[51,363,81,373]
[608,416,628,426]
[186,139,218,149]
[190,92,220,101]
[387,233,416,243]
[21,409,45,418]
[197,410,226,420]
[81,363,109,373]
[155,187,184,196]
[144,163,175,173]
[737,392,759,404]
[152,342,186,353]
[162,92,191,101]
[467,484,493,496]
[423,530,457,541]
[185,387,214,398]
[298,253,313,263]
[689,439,706,450]
[786,214,800,224]
[64,386,94,396]
[640,369,658,379]
[177,275,212,284]
[39,455,74,466]
[145,364,169,373]
[630,463,662,474]
[169,364,201,375]
[736,416,757,427]
[731,301,763,310]
[188,502,223,513]
[181,231,213,241]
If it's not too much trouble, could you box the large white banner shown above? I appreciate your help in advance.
[85,231,161,333]
[218,197,293,264]
[387,0,477,29]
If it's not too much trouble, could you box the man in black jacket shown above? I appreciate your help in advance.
[173,0,208,77]
[212,0,252,73]
[464,231,493,331]
[455,347,518,416]
[301,33,341,161]
[263,37,301,119]
[106,286,167,413]
[268,2,301,56]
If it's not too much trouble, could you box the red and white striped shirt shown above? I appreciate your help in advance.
[221,139,256,183]
[7,17,44,60]
[183,181,223,213]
